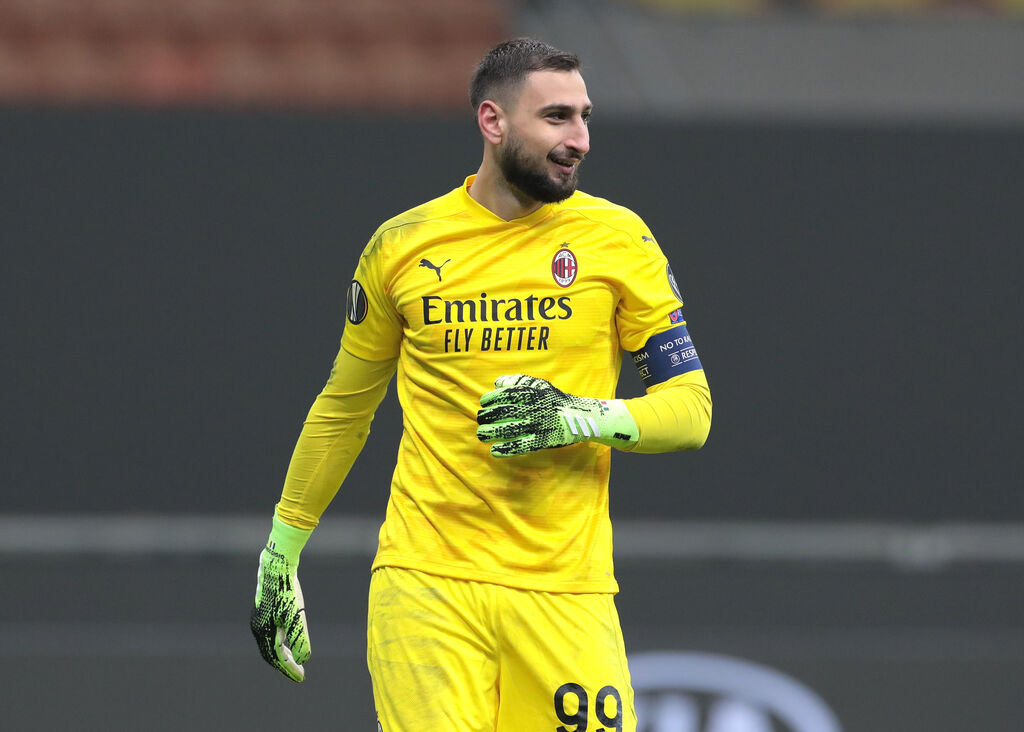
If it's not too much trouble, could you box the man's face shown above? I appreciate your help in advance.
[497,69,592,204]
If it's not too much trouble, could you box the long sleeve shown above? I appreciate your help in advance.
[622,369,712,453]
[275,346,397,529]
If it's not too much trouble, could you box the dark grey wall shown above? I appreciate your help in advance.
[3,109,1021,518]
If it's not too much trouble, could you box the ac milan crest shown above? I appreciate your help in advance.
[551,247,578,287]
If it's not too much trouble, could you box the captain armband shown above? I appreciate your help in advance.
[631,324,703,388]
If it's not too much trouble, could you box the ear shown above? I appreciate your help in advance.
[477,100,505,145]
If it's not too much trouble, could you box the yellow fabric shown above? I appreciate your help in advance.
[367,566,637,732]
[275,348,395,530]
[624,369,712,453]
[333,174,707,593]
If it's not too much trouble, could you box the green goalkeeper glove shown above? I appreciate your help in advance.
[476,374,639,457]
[250,514,313,682]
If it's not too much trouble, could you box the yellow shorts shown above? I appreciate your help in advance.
[367,566,637,732]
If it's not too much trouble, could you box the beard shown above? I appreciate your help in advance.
[498,133,580,204]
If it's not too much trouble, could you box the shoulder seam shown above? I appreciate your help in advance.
[373,208,467,241]
[558,205,650,247]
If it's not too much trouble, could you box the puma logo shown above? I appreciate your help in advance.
[419,258,450,281]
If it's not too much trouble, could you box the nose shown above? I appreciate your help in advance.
[566,117,590,157]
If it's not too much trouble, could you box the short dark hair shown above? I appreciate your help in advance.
[469,38,581,110]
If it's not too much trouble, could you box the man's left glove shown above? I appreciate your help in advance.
[250,514,313,682]
[476,374,639,457]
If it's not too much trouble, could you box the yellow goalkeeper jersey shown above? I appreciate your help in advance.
[342,175,695,593]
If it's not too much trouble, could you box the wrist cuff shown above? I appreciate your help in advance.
[595,399,639,449]
[269,512,314,565]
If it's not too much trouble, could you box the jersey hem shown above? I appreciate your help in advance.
[371,554,620,595]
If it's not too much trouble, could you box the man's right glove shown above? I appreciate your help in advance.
[250,513,313,682]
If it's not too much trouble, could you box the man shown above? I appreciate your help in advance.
[251,38,712,731]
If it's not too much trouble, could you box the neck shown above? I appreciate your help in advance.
[468,158,543,221]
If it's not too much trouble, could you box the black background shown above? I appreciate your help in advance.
[4,108,1024,732]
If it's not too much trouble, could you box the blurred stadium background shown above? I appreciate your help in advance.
[2,0,1023,730]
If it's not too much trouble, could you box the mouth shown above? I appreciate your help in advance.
[548,154,580,176]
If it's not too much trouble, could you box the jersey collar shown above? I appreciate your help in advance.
[460,175,559,228]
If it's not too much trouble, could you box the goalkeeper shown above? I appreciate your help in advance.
[251,38,712,731]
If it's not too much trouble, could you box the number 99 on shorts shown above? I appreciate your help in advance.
[555,682,624,732]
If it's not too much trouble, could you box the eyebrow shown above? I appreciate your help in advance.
[539,103,593,115]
